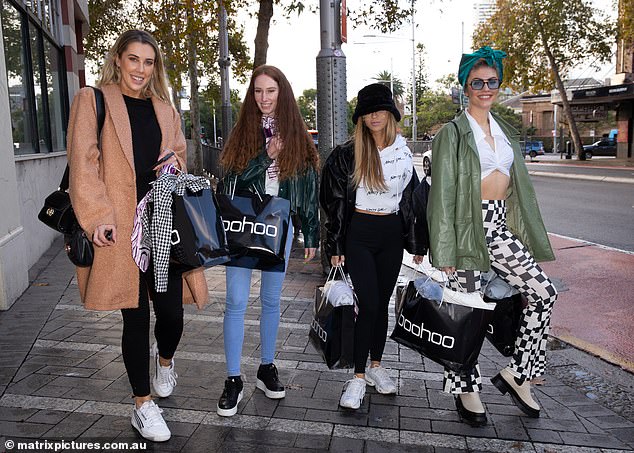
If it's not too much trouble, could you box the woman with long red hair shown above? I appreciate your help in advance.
[216,65,319,417]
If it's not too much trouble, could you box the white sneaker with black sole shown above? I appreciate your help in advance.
[365,365,397,394]
[152,343,177,398]
[339,377,366,409]
[131,400,171,442]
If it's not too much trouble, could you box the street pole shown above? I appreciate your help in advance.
[316,0,347,158]
[317,0,347,273]
[411,0,417,141]
[218,0,232,152]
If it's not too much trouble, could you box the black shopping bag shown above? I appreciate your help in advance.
[485,293,524,357]
[216,191,291,271]
[390,281,494,372]
[171,187,230,269]
[309,286,355,369]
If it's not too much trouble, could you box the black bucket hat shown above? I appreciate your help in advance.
[352,83,401,124]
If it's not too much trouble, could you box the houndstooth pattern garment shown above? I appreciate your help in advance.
[443,200,558,394]
[142,171,210,292]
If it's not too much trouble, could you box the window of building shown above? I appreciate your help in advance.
[1,0,67,155]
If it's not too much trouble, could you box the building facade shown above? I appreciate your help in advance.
[0,0,89,309]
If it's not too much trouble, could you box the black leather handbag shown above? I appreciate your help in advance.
[38,87,105,267]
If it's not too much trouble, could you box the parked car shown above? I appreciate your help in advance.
[583,138,616,158]
[521,140,545,158]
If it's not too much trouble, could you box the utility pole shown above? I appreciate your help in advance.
[218,0,232,153]
[411,0,417,141]
[317,0,347,273]
[316,0,347,161]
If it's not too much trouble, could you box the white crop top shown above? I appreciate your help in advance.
[355,135,413,214]
[465,110,514,180]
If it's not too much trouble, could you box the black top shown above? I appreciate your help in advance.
[123,95,162,202]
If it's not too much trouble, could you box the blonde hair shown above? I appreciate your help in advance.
[352,113,398,191]
[97,29,172,104]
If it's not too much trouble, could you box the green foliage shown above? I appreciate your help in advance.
[473,0,615,92]
[347,0,413,34]
[414,91,459,136]
[84,1,251,92]
[297,89,317,129]
[347,97,358,136]
[491,103,522,131]
[373,71,405,100]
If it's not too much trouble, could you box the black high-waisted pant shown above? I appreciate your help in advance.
[345,212,404,374]
[121,263,185,397]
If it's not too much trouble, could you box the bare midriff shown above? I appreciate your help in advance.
[481,170,509,200]
[355,209,393,216]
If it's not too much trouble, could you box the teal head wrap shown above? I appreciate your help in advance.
[458,46,507,87]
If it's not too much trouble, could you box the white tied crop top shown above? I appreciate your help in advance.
[355,135,413,214]
[465,110,514,180]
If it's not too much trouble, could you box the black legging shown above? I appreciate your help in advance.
[121,263,185,397]
[345,212,404,374]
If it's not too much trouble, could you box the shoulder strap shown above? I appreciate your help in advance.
[60,86,105,191]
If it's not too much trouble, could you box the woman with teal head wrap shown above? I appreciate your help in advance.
[424,45,558,428]
[458,46,507,87]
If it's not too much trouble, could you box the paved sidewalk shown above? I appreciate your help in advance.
[1,238,634,452]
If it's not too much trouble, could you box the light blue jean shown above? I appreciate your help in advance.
[223,220,294,377]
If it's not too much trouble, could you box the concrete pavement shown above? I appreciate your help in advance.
[1,237,634,452]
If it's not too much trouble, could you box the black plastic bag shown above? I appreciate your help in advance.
[391,281,494,372]
[171,187,230,269]
[309,286,355,369]
[485,294,524,357]
[216,191,290,271]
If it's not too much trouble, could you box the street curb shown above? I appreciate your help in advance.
[528,170,634,184]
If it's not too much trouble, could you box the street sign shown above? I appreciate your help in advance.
[571,104,608,122]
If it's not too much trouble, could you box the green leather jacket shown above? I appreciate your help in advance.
[428,111,555,270]
[219,150,320,249]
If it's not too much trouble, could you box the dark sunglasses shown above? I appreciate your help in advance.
[469,78,500,90]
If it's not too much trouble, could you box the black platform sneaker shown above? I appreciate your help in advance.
[217,376,243,417]
[256,363,286,399]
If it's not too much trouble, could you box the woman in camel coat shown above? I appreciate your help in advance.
[67,30,207,442]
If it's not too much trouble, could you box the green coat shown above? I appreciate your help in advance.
[427,111,555,270]
[220,150,320,249]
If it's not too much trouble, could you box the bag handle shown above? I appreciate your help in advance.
[60,87,105,191]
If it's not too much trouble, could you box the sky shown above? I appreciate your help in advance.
[234,0,617,101]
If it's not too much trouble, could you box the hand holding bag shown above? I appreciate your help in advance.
[38,87,105,267]
[391,274,495,372]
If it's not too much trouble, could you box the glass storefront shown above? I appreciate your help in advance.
[1,0,67,155]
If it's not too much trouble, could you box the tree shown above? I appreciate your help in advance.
[373,71,404,100]
[415,43,429,100]
[474,0,615,160]
[618,0,634,43]
[228,0,414,68]
[297,89,317,129]
[491,103,522,131]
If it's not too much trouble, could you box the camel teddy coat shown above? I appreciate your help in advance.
[67,83,208,311]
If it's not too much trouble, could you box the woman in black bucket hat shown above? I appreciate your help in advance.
[320,83,427,409]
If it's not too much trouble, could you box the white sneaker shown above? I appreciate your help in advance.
[339,377,366,409]
[152,343,177,398]
[131,400,171,442]
[365,366,397,394]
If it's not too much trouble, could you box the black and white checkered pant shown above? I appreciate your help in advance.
[443,200,558,394]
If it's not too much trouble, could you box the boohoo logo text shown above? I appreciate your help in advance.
[398,314,455,349]
[223,216,278,237]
